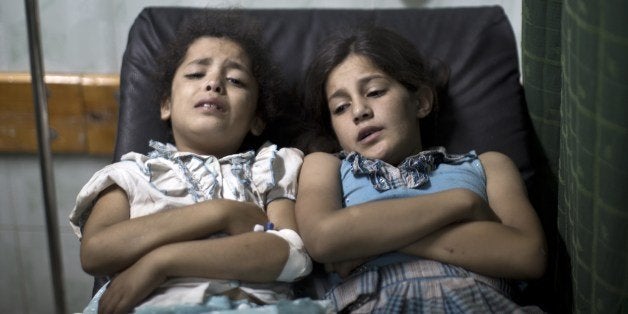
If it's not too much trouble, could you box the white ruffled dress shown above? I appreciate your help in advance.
[69,141,305,312]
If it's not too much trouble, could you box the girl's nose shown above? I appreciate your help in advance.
[205,79,223,94]
[352,102,373,124]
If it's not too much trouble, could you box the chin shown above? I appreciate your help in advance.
[360,147,391,163]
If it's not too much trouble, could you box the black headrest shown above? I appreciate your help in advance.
[115,6,534,182]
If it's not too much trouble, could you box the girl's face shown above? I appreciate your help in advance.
[325,54,431,165]
[161,36,263,157]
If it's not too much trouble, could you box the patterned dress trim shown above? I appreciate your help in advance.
[339,147,476,191]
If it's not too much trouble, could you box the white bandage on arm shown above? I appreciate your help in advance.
[265,229,313,282]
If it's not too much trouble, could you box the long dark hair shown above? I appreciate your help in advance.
[302,26,447,153]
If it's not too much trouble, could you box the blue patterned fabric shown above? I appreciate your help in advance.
[340,149,487,208]
[86,287,331,314]
[148,140,256,201]
[71,141,307,313]
[327,257,542,314]
[340,147,475,191]
[329,149,542,313]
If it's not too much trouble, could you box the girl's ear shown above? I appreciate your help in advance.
[415,86,433,119]
[160,98,172,121]
[250,116,265,136]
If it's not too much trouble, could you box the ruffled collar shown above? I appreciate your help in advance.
[144,140,256,201]
[340,147,475,191]
[147,140,255,163]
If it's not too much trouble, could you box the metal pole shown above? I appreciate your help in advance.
[23,0,66,313]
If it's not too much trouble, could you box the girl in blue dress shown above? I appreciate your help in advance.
[295,27,547,313]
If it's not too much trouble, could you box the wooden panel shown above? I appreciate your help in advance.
[0,72,119,155]
[0,113,37,152]
[82,75,119,155]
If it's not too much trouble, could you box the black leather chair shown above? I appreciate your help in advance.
[105,5,557,311]
[116,6,533,173]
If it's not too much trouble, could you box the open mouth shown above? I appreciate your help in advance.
[357,126,382,142]
[194,101,225,112]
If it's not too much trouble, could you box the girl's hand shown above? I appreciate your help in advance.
[427,188,499,223]
[399,152,547,279]
[458,189,500,223]
[222,201,268,235]
[98,253,166,314]
[326,257,371,278]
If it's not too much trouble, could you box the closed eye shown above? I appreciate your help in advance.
[332,103,350,115]
[184,72,204,79]
[366,89,386,98]
[227,77,246,88]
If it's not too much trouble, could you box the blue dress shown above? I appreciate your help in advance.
[326,148,542,313]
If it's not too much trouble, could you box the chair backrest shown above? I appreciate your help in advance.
[101,6,555,304]
[115,6,536,184]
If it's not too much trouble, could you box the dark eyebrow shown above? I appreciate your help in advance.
[186,57,211,66]
[327,89,348,103]
[327,74,386,101]
[224,60,253,76]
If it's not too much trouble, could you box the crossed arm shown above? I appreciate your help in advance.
[81,185,297,313]
[295,151,547,280]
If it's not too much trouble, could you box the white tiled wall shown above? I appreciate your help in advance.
[0,156,109,313]
[0,1,521,312]
[0,0,521,73]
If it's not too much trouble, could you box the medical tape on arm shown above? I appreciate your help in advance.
[265,229,313,282]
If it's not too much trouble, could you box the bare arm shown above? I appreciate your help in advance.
[97,198,296,314]
[295,152,490,263]
[153,197,297,281]
[399,152,547,279]
[98,232,289,314]
[80,185,267,276]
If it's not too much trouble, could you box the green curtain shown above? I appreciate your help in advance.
[523,0,628,313]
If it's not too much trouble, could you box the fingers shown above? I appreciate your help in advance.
[98,278,137,314]
[324,261,355,278]
[98,285,129,314]
[334,262,355,278]
[324,262,334,273]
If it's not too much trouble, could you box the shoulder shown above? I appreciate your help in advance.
[86,160,145,186]
[303,152,341,167]
[477,151,516,170]
[253,143,304,178]
[477,151,524,186]
[252,143,303,189]
[304,151,340,162]
[257,142,304,162]
[298,152,343,195]
[78,159,149,202]
[299,152,342,186]
[300,152,341,180]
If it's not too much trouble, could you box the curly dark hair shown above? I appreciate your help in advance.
[154,11,286,152]
[301,26,447,153]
